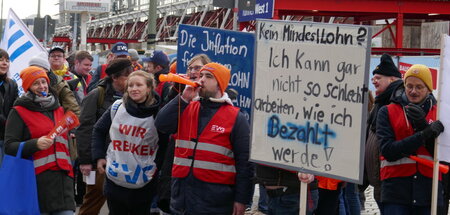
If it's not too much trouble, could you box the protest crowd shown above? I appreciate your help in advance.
[0,35,449,215]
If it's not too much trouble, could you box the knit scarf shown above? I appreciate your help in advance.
[368,79,403,131]
[52,65,68,77]
[26,92,57,109]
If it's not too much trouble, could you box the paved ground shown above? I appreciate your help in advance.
[76,185,382,215]
[243,185,381,215]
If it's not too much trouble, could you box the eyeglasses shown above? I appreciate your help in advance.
[188,65,203,72]
[50,54,64,58]
[405,84,426,92]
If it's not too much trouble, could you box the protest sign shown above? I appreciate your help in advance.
[251,20,371,183]
[438,35,450,162]
[177,24,255,120]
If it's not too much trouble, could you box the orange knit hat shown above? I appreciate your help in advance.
[200,63,230,94]
[20,66,49,92]
[169,62,177,74]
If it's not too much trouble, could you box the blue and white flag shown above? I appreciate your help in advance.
[0,9,46,95]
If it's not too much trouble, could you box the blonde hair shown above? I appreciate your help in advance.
[188,54,211,67]
[123,70,156,106]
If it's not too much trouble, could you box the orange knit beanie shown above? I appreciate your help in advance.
[199,63,230,94]
[20,66,49,92]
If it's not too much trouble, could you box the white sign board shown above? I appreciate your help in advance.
[251,20,371,183]
[438,35,450,162]
[64,0,110,13]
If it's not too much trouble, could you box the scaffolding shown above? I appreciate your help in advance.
[53,0,450,55]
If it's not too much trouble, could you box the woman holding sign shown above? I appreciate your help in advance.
[92,70,161,215]
[4,66,75,214]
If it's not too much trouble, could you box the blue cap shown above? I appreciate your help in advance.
[142,50,169,68]
[111,42,129,56]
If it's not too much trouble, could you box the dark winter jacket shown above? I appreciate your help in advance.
[4,93,75,213]
[155,95,254,214]
[376,90,443,206]
[47,71,80,116]
[364,79,403,202]
[0,77,18,140]
[76,78,122,165]
[256,164,318,193]
[87,64,105,93]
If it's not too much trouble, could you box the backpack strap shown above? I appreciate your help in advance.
[110,99,123,120]
[97,86,105,108]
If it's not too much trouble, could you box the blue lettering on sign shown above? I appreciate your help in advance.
[177,24,254,123]
[108,161,154,184]
[267,115,336,148]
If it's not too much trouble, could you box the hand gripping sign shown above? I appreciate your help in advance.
[47,111,80,139]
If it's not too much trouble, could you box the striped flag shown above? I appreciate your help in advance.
[0,9,46,95]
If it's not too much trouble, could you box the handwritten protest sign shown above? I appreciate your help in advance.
[177,24,255,121]
[250,20,371,183]
[438,35,450,162]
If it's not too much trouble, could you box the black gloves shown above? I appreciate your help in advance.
[420,120,445,140]
[405,103,428,131]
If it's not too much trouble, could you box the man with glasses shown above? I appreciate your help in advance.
[49,46,72,80]
[364,54,403,213]
[376,64,445,214]
[187,54,211,81]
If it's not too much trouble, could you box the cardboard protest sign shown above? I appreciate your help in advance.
[251,20,371,183]
[438,35,450,162]
[177,24,255,121]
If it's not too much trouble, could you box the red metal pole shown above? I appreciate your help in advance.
[273,9,280,20]
[396,13,404,50]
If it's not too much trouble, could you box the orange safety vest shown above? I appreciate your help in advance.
[172,101,239,184]
[15,106,73,177]
[380,103,438,180]
[316,176,341,190]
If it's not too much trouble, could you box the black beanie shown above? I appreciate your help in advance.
[372,54,401,78]
[105,58,132,76]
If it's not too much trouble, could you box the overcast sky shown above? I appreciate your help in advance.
[2,0,60,19]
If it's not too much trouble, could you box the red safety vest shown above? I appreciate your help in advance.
[100,64,108,79]
[155,81,165,97]
[15,106,73,177]
[173,101,239,184]
[380,103,438,180]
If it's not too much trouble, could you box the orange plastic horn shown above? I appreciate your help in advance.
[159,73,199,87]
[47,111,80,139]
[409,155,449,174]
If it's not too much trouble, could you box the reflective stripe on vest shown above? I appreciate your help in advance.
[174,139,236,173]
[14,106,74,177]
[34,151,71,168]
[173,101,239,184]
[380,103,437,180]
[173,157,236,173]
[380,154,432,168]
[176,139,235,158]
